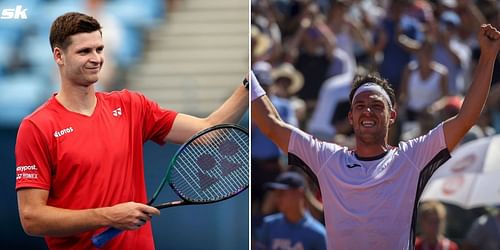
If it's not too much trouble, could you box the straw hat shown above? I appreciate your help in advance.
[251,25,272,58]
[271,63,304,95]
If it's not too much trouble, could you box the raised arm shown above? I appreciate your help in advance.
[443,24,500,150]
[165,82,249,144]
[17,188,159,236]
[251,71,294,152]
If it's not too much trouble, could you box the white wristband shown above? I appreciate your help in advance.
[250,71,266,101]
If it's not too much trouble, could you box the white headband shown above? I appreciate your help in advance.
[352,82,392,108]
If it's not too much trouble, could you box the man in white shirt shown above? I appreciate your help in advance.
[251,24,500,249]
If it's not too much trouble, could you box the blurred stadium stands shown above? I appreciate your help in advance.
[128,0,248,116]
[0,0,166,126]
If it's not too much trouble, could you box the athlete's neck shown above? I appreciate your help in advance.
[354,142,390,159]
[422,234,440,246]
[283,204,306,224]
[418,63,433,79]
[56,84,97,116]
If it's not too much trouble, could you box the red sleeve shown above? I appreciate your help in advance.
[130,91,178,145]
[15,119,52,190]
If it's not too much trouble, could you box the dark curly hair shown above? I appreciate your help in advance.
[348,74,396,108]
[49,12,102,51]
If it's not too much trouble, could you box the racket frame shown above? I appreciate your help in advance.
[149,123,249,207]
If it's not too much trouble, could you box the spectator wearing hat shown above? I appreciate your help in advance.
[434,10,471,95]
[254,171,327,250]
[251,61,298,214]
[252,25,274,63]
[271,63,307,128]
[271,62,304,99]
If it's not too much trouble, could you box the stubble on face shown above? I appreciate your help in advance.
[349,92,392,145]
[60,31,104,87]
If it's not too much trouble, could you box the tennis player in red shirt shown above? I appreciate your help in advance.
[15,12,248,250]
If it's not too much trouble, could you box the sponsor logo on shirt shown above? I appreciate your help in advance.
[16,164,38,180]
[54,127,74,138]
[112,107,122,117]
[272,239,304,250]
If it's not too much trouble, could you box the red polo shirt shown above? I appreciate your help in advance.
[15,90,177,250]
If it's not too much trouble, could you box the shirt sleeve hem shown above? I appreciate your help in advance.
[152,111,179,145]
[16,183,50,191]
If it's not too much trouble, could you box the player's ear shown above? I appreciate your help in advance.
[53,47,64,66]
[389,108,397,125]
[348,110,353,125]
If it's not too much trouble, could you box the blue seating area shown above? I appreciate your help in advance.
[0,0,166,126]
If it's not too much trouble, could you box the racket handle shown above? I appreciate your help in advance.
[91,227,123,248]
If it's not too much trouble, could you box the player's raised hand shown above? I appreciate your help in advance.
[478,24,500,55]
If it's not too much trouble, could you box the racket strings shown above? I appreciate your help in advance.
[203,129,248,189]
[189,129,248,197]
[181,138,229,199]
[175,130,246,200]
[170,127,248,202]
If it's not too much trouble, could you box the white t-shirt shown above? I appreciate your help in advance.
[288,123,450,250]
[406,61,447,112]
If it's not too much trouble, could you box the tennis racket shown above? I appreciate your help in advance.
[91,124,249,248]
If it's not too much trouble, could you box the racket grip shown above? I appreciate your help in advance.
[91,227,123,248]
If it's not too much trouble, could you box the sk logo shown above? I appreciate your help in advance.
[1,5,28,19]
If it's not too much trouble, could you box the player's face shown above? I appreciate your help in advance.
[349,91,395,144]
[275,189,301,212]
[421,212,442,237]
[417,43,433,64]
[56,31,104,86]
